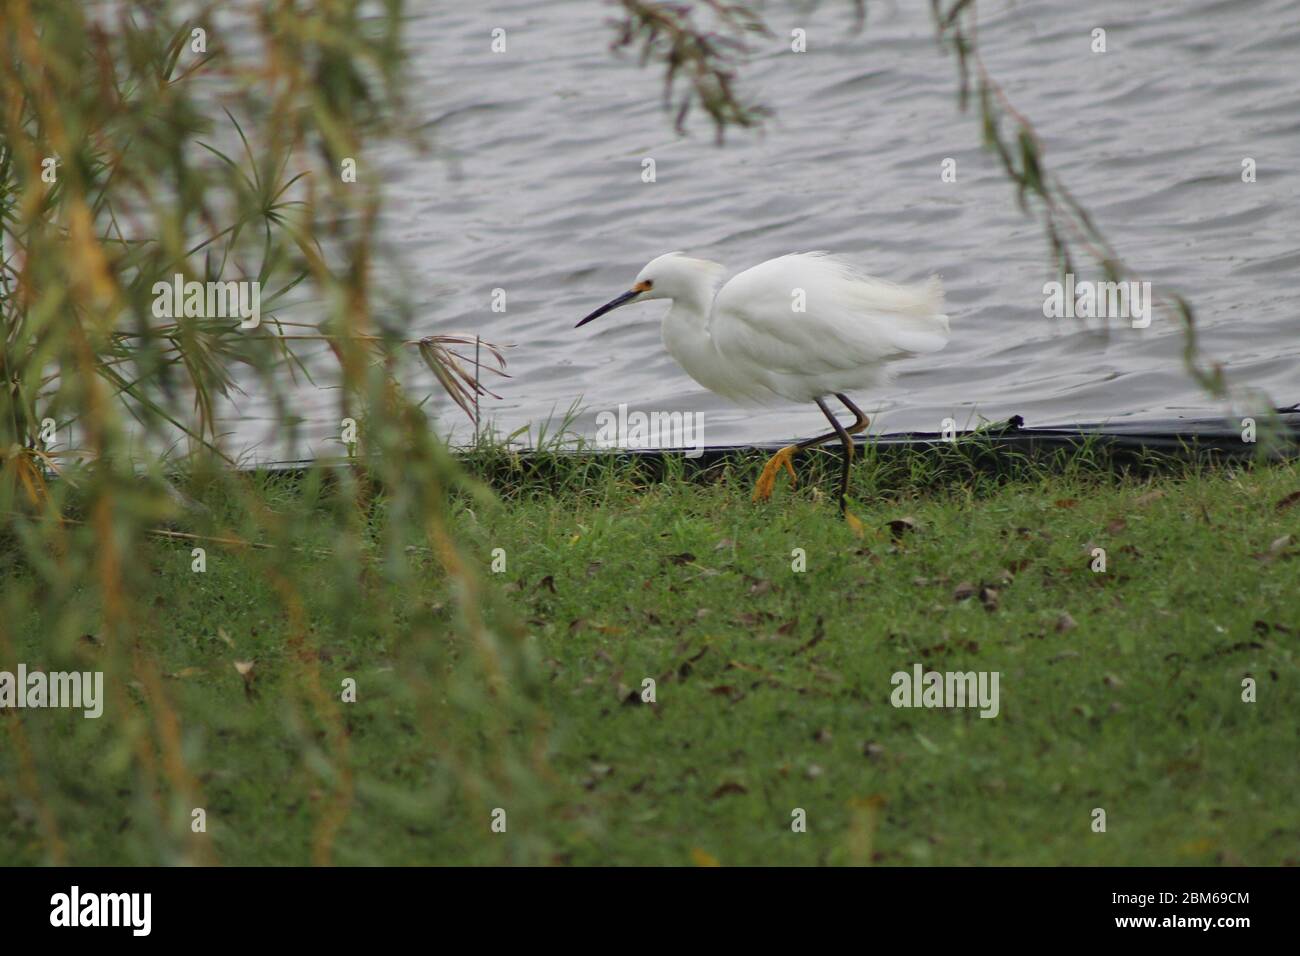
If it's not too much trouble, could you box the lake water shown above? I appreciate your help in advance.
[234,0,1300,461]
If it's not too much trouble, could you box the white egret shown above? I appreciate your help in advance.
[576,252,951,514]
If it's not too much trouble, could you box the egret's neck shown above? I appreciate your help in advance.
[660,280,727,395]
[649,258,727,391]
[664,266,725,328]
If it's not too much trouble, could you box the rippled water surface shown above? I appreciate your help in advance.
[237,0,1300,460]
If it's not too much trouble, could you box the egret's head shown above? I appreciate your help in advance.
[576,252,725,328]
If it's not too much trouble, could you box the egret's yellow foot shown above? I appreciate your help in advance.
[752,445,799,502]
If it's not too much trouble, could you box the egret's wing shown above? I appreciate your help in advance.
[710,253,949,399]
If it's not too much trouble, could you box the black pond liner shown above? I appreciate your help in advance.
[531,407,1300,467]
[815,407,1300,458]
[254,406,1300,480]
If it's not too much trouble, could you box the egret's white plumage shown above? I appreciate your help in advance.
[592,251,950,405]
[576,250,952,513]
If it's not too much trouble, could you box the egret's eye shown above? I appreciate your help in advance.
[633,279,653,293]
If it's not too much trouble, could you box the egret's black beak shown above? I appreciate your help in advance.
[576,288,641,328]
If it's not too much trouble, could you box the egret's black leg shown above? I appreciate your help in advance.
[815,397,854,513]
[752,394,870,504]
[835,393,870,434]
[792,394,869,452]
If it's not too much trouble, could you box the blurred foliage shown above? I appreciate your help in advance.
[0,0,539,864]
[927,0,1234,401]
[611,0,775,140]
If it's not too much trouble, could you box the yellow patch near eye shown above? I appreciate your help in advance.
[633,280,653,292]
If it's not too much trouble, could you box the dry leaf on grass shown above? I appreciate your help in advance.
[1275,491,1300,512]
[792,618,826,656]
[1251,535,1295,561]
[233,659,256,698]
[979,586,1000,612]
[710,781,748,799]
[886,516,917,539]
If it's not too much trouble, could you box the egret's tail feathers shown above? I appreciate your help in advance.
[846,271,949,355]
[815,256,949,347]
[919,274,950,339]
[922,274,947,315]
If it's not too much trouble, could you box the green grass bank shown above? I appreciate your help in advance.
[3,446,1298,865]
